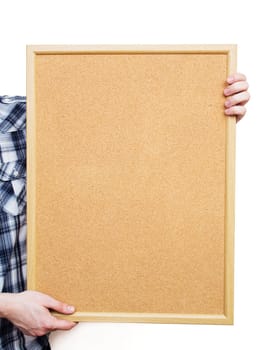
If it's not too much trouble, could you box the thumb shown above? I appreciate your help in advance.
[42,295,75,315]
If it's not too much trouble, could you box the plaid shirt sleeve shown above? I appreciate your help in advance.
[0,96,50,349]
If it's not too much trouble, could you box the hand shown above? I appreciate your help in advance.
[224,73,250,122]
[1,291,77,337]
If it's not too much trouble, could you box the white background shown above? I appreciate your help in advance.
[0,0,268,349]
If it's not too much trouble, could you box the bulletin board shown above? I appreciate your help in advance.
[27,45,236,324]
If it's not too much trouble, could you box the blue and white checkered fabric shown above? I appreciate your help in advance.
[0,96,50,349]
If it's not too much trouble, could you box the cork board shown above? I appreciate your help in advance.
[27,45,236,325]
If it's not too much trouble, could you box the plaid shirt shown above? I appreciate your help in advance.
[0,96,50,349]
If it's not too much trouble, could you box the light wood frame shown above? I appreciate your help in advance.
[27,45,236,325]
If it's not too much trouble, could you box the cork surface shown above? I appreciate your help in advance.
[33,52,227,315]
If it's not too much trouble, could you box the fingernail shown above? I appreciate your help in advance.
[67,305,75,313]
[227,76,234,84]
[225,100,231,107]
[224,88,230,95]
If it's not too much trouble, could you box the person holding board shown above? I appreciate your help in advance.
[0,72,250,349]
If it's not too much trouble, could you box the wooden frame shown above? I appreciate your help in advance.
[27,45,236,325]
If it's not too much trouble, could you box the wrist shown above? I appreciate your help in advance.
[0,293,16,318]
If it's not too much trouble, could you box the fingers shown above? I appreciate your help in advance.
[225,91,250,108]
[6,291,77,337]
[224,80,249,97]
[224,105,246,122]
[25,317,77,336]
[226,72,247,84]
[224,72,250,122]
[51,317,77,331]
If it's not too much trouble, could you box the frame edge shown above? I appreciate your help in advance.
[26,45,37,290]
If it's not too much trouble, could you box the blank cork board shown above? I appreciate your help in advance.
[27,45,236,324]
